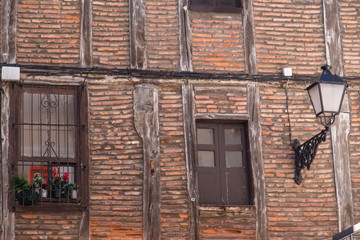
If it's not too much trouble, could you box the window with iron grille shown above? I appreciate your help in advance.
[9,84,88,207]
[196,120,252,206]
[189,0,242,13]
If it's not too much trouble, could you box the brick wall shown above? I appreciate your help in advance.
[92,0,130,67]
[339,0,360,76]
[15,211,82,240]
[146,0,180,70]
[88,83,143,239]
[17,0,81,65]
[253,0,325,75]
[261,84,338,239]
[190,13,245,73]
[159,85,191,238]
[5,1,360,240]
[198,208,256,239]
[193,85,257,239]
[195,86,247,115]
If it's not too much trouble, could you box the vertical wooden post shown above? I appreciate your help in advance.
[248,84,267,240]
[182,83,198,240]
[0,83,15,240]
[331,96,354,231]
[80,0,93,67]
[1,0,17,63]
[133,85,160,240]
[242,0,257,74]
[322,0,354,232]
[322,0,343,76]
[129,0,147,69]
[178,0,193,72]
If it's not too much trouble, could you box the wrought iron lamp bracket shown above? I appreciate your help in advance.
[292,125,329,185]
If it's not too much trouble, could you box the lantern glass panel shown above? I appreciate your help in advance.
[319,82,345,116]
[308,83,322,115]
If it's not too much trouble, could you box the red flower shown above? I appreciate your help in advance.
[63,172,69,182]
[52,170,58,178]
[43,179,48,186]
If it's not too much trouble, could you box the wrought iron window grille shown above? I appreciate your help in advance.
[10,83,87,208]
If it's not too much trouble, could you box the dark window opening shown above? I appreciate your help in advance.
[9,84,87,207]
[189,0,242,13]
[196,120,252,206]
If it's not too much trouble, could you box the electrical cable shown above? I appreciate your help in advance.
[0,63,327,83]
[285,80,293,146]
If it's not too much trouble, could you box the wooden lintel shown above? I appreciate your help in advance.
[194,113,248,121]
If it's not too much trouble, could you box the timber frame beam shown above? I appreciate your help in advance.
[133,85,161,240]
[322,0,354,232]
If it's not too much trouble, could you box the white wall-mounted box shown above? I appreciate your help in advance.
[1,66,20,81]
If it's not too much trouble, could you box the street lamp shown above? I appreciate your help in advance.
[292,65,347,185]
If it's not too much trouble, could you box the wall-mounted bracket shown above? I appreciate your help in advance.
[292,126,329,185]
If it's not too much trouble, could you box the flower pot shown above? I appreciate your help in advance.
[71,189,77,199]
[40,189,48,198]
[18,189,40,206]
[52,189,61,198]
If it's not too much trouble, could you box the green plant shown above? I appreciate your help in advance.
[63,183,77,198]
[12,175,40,206]
[13,175,30,192]
[17,189,40,206]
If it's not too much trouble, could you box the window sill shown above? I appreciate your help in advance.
[13,201,87,213]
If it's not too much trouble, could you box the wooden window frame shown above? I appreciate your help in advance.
[189,0,242,13]
[195,120,253,206]
[9,83,88,210]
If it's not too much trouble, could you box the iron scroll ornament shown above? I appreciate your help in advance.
[292,126,329,185]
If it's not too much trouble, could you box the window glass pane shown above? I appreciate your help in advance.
[53,127,75,158]
[22,126,75,158]
[225,128,242,145]
[18,163,75,186]
[198,151,215,167]
[23,93,41,123]
[51,95,75,124]
[23,125,47,157]
[197,128,214,144]
[57,166,75,184]
[225,151,243,168]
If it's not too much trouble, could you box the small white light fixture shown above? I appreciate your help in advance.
[283,68,293,77]
[1,66,20,81]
